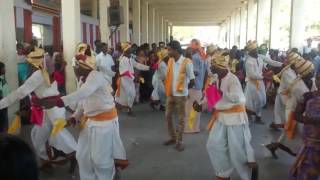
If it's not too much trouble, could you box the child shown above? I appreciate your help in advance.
[0,62,10,132]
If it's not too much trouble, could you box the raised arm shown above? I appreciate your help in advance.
[132,59,150,71]
[259,55,283,67]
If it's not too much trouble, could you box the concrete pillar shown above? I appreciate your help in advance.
[99,0,110,43]
[132,0,141,45]
[141,1,149,44]
[235,10,241,47]
[0,0,19,116]
[169,23,173,41]
[290,0,306,51]
[230,14,235,47]
[257,0,271,45]
[247,0,257,41]
[155,11,160,43]
[164,20,168,43]
[227,17,231,48]
[270,0,281,49]
[148,7,155,43]
[240,6,248,48]
[61,0,81,92]
[119,0,130,42]
[160,16,164,42]
[92,0,98,18]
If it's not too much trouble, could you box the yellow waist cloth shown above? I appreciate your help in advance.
[249,78,260,91]
[85,107,118,122]
[207,105,246,130]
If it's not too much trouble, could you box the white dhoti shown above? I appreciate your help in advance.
[207,121,255,180]
[151,73,166,106]
[115,76,136,108]
[31,107,77,160]
[273,94,286,124]
[245,80,266,117]
[76,117,126,180]
[184,89,202,133]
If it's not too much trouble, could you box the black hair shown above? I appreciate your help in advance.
[101,43,108,47]
[168,40,183,54]
[0,134,39,180]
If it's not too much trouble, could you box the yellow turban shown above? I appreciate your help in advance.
[207,45,217,55]
[157,49,168,60]
[74,43,96,70]
[27,48,50,85]
[294,59,314,77]
[287,51,302,65]
[76,43,88,54]
[27,48,45,69]
[121,42,131,52]
[246,41,258,52]
[211,53,230,70]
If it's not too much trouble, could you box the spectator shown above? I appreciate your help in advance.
[0,62,10,132]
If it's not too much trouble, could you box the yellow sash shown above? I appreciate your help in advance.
[284,111,297,140]
[165,58,192,96]
[249,78,260,91]
[207,105,246,130]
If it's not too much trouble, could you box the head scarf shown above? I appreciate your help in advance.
[207,45,217,55]
[294,59,314,78]
[157,48,168,61]
[211,52,230,70]
[190,39,207,60]
[287,51,302,65]
[27,48,50,85]
[121,42,131,53]
[74,43,96,70]
[245,40,258,52]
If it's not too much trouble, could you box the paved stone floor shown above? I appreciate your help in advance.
[18,103,299,180]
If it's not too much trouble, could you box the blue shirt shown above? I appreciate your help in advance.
[192,53,208,90]
[312,56,320,76]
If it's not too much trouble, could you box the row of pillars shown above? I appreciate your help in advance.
[220,0,306,50]
[0,0,174,112]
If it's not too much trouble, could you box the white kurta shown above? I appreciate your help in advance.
[151,61,167,106]
[115,56,149,108]
[207,72,255,180]
[245,55,282,116]
[0,70,77,160]
[96,52,116,85]
[274,68,297,124]
[62,70,126,180]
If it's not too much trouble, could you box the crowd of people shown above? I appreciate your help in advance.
[0,37,320,180]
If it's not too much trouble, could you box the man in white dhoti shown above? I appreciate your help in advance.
[0,45,77,172]
[266,55,316,159]
[150,49,168,111]
[244,41,283,123]
[115,43,150,115]
[206,52,257,180]
[39,46,128,180]
[184,39,208,133]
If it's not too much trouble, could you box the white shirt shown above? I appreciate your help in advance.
[96,52,115,84]
[215,72,248,126]
[171,55,195,97]
[62,71,114,117]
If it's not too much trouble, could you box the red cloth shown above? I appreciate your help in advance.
[23,9,32,43]
[205,84,222,111]
[53,70,65,87]
[52,16,61,52]
[82,22,87,43]
[121,71,134,78]
[89,24,94,48]
[30,95,44,126]
[96,25,101,41]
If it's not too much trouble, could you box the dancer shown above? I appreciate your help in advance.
[0,43,77,172]
[39,44,128,180]
[206,53,257,180]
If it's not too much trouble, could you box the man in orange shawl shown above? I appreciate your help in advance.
[163,41,195,152]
